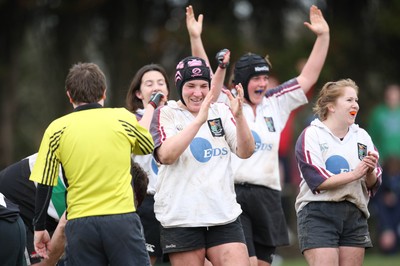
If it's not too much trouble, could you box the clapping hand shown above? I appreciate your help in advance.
[224,83,244,119]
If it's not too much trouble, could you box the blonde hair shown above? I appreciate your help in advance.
[313,78,359,121]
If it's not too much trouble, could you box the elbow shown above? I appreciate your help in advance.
[155,150,177,165]
[238,152,253,159]
[236,143,255,159]
[157,157,176,165]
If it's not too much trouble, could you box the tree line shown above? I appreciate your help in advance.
[1,0,399,167]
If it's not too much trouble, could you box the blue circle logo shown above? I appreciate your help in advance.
[325,155,349,174]
[190,137,213,163]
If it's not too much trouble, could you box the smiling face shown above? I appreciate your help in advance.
[181,79,209,114]
[135,70,169,106]
[329,86,359,126]
[246,74,269,106]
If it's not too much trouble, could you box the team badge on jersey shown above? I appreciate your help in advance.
[207,118,225,137]
[264,117,276,132]
[357,143,367,160]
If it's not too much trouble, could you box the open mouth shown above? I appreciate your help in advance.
[350,111,357,116]
[255,90,264,95]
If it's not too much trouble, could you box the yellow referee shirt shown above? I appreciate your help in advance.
[30,105,154,220]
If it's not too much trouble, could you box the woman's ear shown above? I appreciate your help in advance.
[66,91,74,104]
[135,90,144,100]
[327,103,335,113]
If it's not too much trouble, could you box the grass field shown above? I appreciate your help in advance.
[277,253,400,266]
[154,251,400,266]
[153,209,400,265]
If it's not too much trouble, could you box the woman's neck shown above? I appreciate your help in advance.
[322,119,349,139]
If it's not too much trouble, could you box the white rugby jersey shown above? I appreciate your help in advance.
[231,79,307,190]
[295,118,382,218]
[150,100,242,227]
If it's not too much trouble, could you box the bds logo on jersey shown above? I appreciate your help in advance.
[252,130,273,152]
[190,137,228,163]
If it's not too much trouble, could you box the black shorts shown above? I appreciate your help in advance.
[297,201,373,253]
[235,183,289,262]
[160,218,245,254]
[137,194,162,257]
[65,213,150,265]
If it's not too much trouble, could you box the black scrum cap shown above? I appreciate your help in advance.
[175,56,211,105]
[234,53,270,103]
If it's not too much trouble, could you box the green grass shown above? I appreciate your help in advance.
[278,253,400,266]
[155,252,400,266]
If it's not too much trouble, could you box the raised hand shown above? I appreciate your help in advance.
[224,83,244,119]
[215,48,230,69]
[304,5,329,36]
[186,5,203,39]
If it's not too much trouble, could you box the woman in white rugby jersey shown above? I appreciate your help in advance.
[150,55,254,266]
[125,64,169,265]
[295,79,382,266]
[186,4,330,266]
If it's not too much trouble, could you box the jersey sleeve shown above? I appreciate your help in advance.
[295,126,333,193]
[131,124,154,156]
[150,106,177,150]
[266,78,307,130]
[364,129,383,196]
[30,125,63,186]
[118,111,154,156]
[33,184,53,230]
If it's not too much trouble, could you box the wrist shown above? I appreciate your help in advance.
[148,92,164,109]
[34,225,46,231]
[148,101,157,109]
[215,48,230,70]
[350,171,358,181]
[218,62,228,69]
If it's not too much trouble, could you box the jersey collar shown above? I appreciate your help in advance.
[74,103,103,112]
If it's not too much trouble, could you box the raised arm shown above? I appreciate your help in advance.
[210,49,230,102]
[138,92,166,130]
[155,86,215,165]
[186,5,211,68]
[296,5,330,93]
